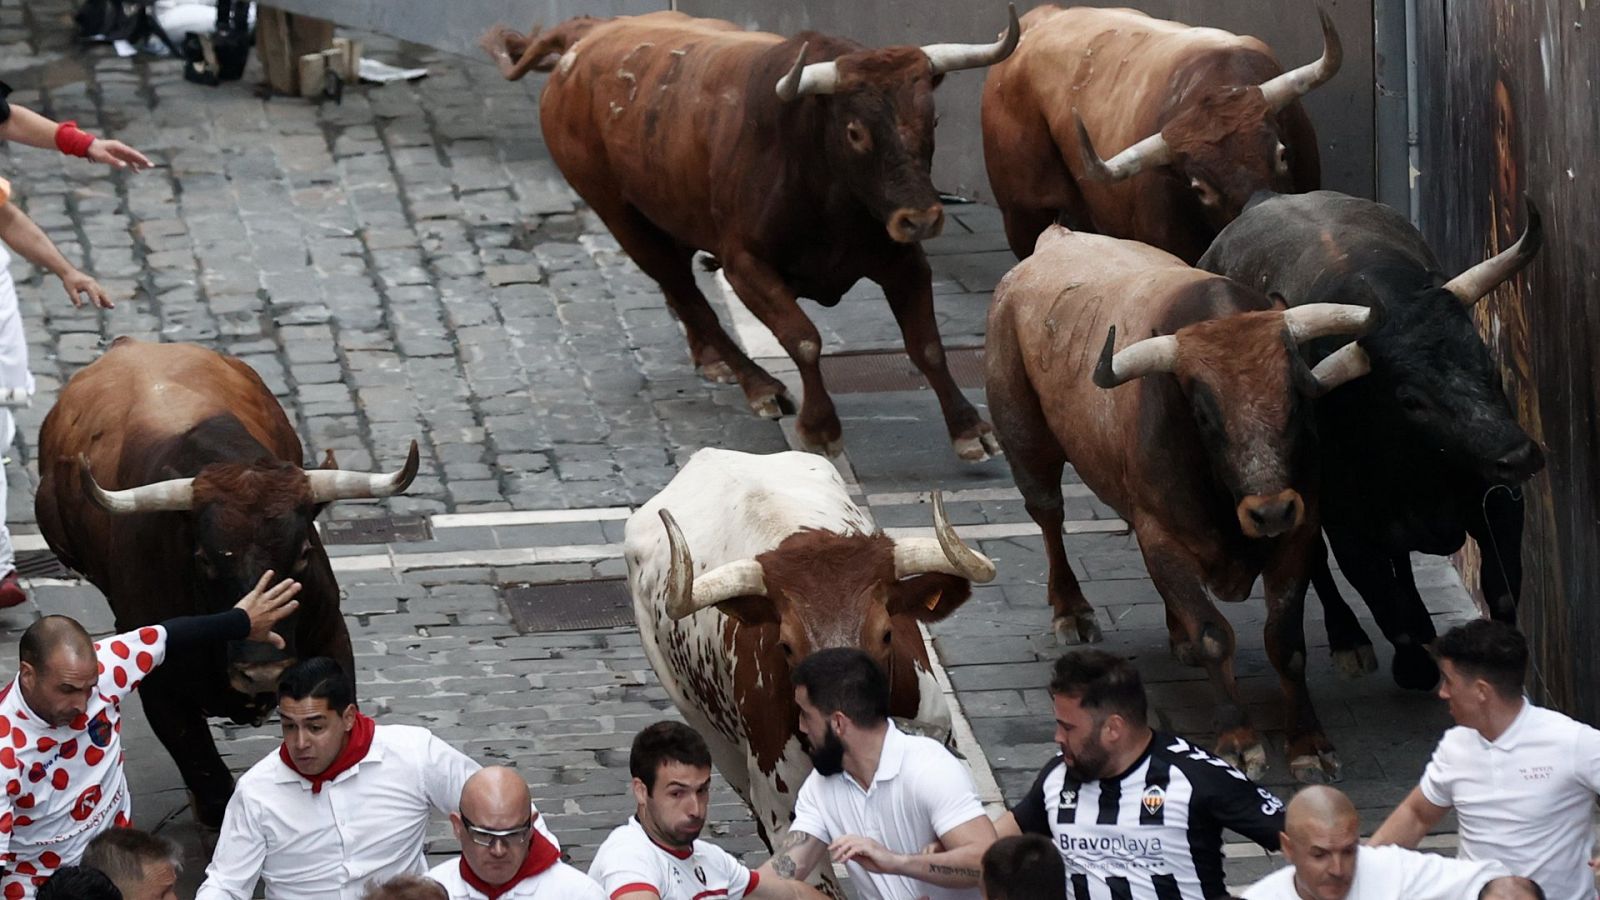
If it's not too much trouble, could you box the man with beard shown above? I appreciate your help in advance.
[994,650,1285,900]
[588,721,831,899]
[764,648,996,900]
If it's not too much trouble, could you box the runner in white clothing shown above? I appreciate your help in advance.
[198,658,515,900]
[1372,620,1598,900]
[765,648,996,900]
[0,574,298,899]
[426,767,602,900]
[588,721,829,900]
[1243,786,1529,900]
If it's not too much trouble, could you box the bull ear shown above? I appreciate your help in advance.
[713,595,782,627]
[887,573,973,622]
[1267,291,1289,312]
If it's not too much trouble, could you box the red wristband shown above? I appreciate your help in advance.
[54,121,95,158]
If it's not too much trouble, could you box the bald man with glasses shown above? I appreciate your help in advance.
[428,768,603,899]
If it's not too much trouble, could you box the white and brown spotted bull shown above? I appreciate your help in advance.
[625,448,994,874]
[982,4,1339,261]
[986,226,1376,782]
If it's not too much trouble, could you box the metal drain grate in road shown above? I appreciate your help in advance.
[321,514,434,545]
[819,347,985,393]
[14,550,73,580]
[501,578,636,634]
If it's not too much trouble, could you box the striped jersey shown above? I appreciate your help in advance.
[1011,733,1285,900]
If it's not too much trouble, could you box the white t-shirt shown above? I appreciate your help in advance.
[428,856,606,899]
[0,627,170,899]
[196,724,484,900]
[588,816,759,900]
[1419,701,1600,900]
[790,722,986,900]
[1243,845,1508,900]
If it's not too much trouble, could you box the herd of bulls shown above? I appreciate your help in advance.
[10,0,1544,874]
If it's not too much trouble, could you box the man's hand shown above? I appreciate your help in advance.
[235,570,301,648]
[59,268,113,309]
[86,138,152,171]
[829,835,905,876]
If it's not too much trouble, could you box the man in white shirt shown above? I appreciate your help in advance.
[426,767,603,899]
[1371,620,1600,900]
[589,721,830,900]
[0,573,299,898]
[763,648,996,900]
[196,657,489,899]
[1244,786,1521,900]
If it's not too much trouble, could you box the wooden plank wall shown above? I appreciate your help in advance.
[1415,1,1600,721]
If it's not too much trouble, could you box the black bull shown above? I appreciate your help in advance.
[1199,190,1544,688]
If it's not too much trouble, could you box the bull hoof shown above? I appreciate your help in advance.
[1332,644,1379,679]
[697,361,738,384]
[798,434,846,458]
[1053,612,1103,645]
[1289,750,1343,785]
[748,388,797,419]
[953,430,1003,463]
[1392,644,1440,691]
[1169,639,1203,667]
[1218,742,1269,781]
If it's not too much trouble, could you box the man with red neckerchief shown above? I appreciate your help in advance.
[427,767,603,900]
[197,658,531,900]
[0,572,301,899]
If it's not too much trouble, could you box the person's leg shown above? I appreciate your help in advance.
[0,260,33,607]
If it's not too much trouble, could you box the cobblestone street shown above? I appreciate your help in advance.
[0,3,1481,896]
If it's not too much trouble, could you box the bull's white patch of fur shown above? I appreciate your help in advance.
[626,448,945,850]
[559,49,579,75]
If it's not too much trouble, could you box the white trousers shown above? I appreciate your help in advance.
[0,246,36,575]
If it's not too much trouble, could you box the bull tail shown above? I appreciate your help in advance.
[480,18,604,80]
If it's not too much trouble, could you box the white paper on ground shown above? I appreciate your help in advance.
[359,59,428,84]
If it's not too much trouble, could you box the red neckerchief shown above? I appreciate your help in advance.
[458,825,561,899]
[277,711,375,794]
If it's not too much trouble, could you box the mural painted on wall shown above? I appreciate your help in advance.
[1417,0,1598,721]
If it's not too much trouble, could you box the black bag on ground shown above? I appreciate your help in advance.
[181,1,253,86]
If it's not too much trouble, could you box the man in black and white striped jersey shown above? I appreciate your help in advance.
[994,650,1286,900]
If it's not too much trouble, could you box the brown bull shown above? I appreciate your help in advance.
[981,5,1339,261]
[985,226,1374,782]
[34,338,418,825]
[483,10,1018,461]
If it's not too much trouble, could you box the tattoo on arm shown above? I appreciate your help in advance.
[773,831,808,880]
[927,863,980,878]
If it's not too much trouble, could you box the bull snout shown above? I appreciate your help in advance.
[228,657,296,697]
[887,204,945,243]
[1236,490,1306,538]
[1488,439,1545,484]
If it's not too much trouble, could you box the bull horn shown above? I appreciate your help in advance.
[891,492,996,583]
[1308,341,1372,394]
[659,509,768,620]
[1074,109,1172,184]
[775,43,840,101]
[1092,325,1180,389]
[79,456,195,514]
[304,440,421,504]
[922,4,1020,75]
[1259,5,1343,111]
[1442,198,1544,305]
[1282,303,1379,343]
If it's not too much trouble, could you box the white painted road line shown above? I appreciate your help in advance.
[13,534,48,552]
[885,520,1128,541]
[431,507,632,528]
[330,543,624,574]
[868,484,1095,506]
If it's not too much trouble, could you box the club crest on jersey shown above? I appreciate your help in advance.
[694,866,707,885]
[1141,785,1166,815]
[1059,788,1078,810]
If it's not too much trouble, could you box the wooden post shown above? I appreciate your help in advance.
[255,5,336,96]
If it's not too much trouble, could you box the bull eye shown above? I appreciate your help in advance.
[1276,143,1289,173]
[1396,385,1433,414]
[881,629,893,646]
[778,640,795,659]
[845,121,871,153]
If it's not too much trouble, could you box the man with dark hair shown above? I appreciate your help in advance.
[589,721,830,899]
[427,767,600,899]
[1372,619,1600,900]
[197,657,525,899]
[0,573,299,898]
[763,648,995,899]
[995,650,1286,900]
[980,835,1064,900]
[82,828,179,900]
[35,865,122,900]
[362,875,448,900]
[1244,785,1515,899]
[1479,877,1546,900]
